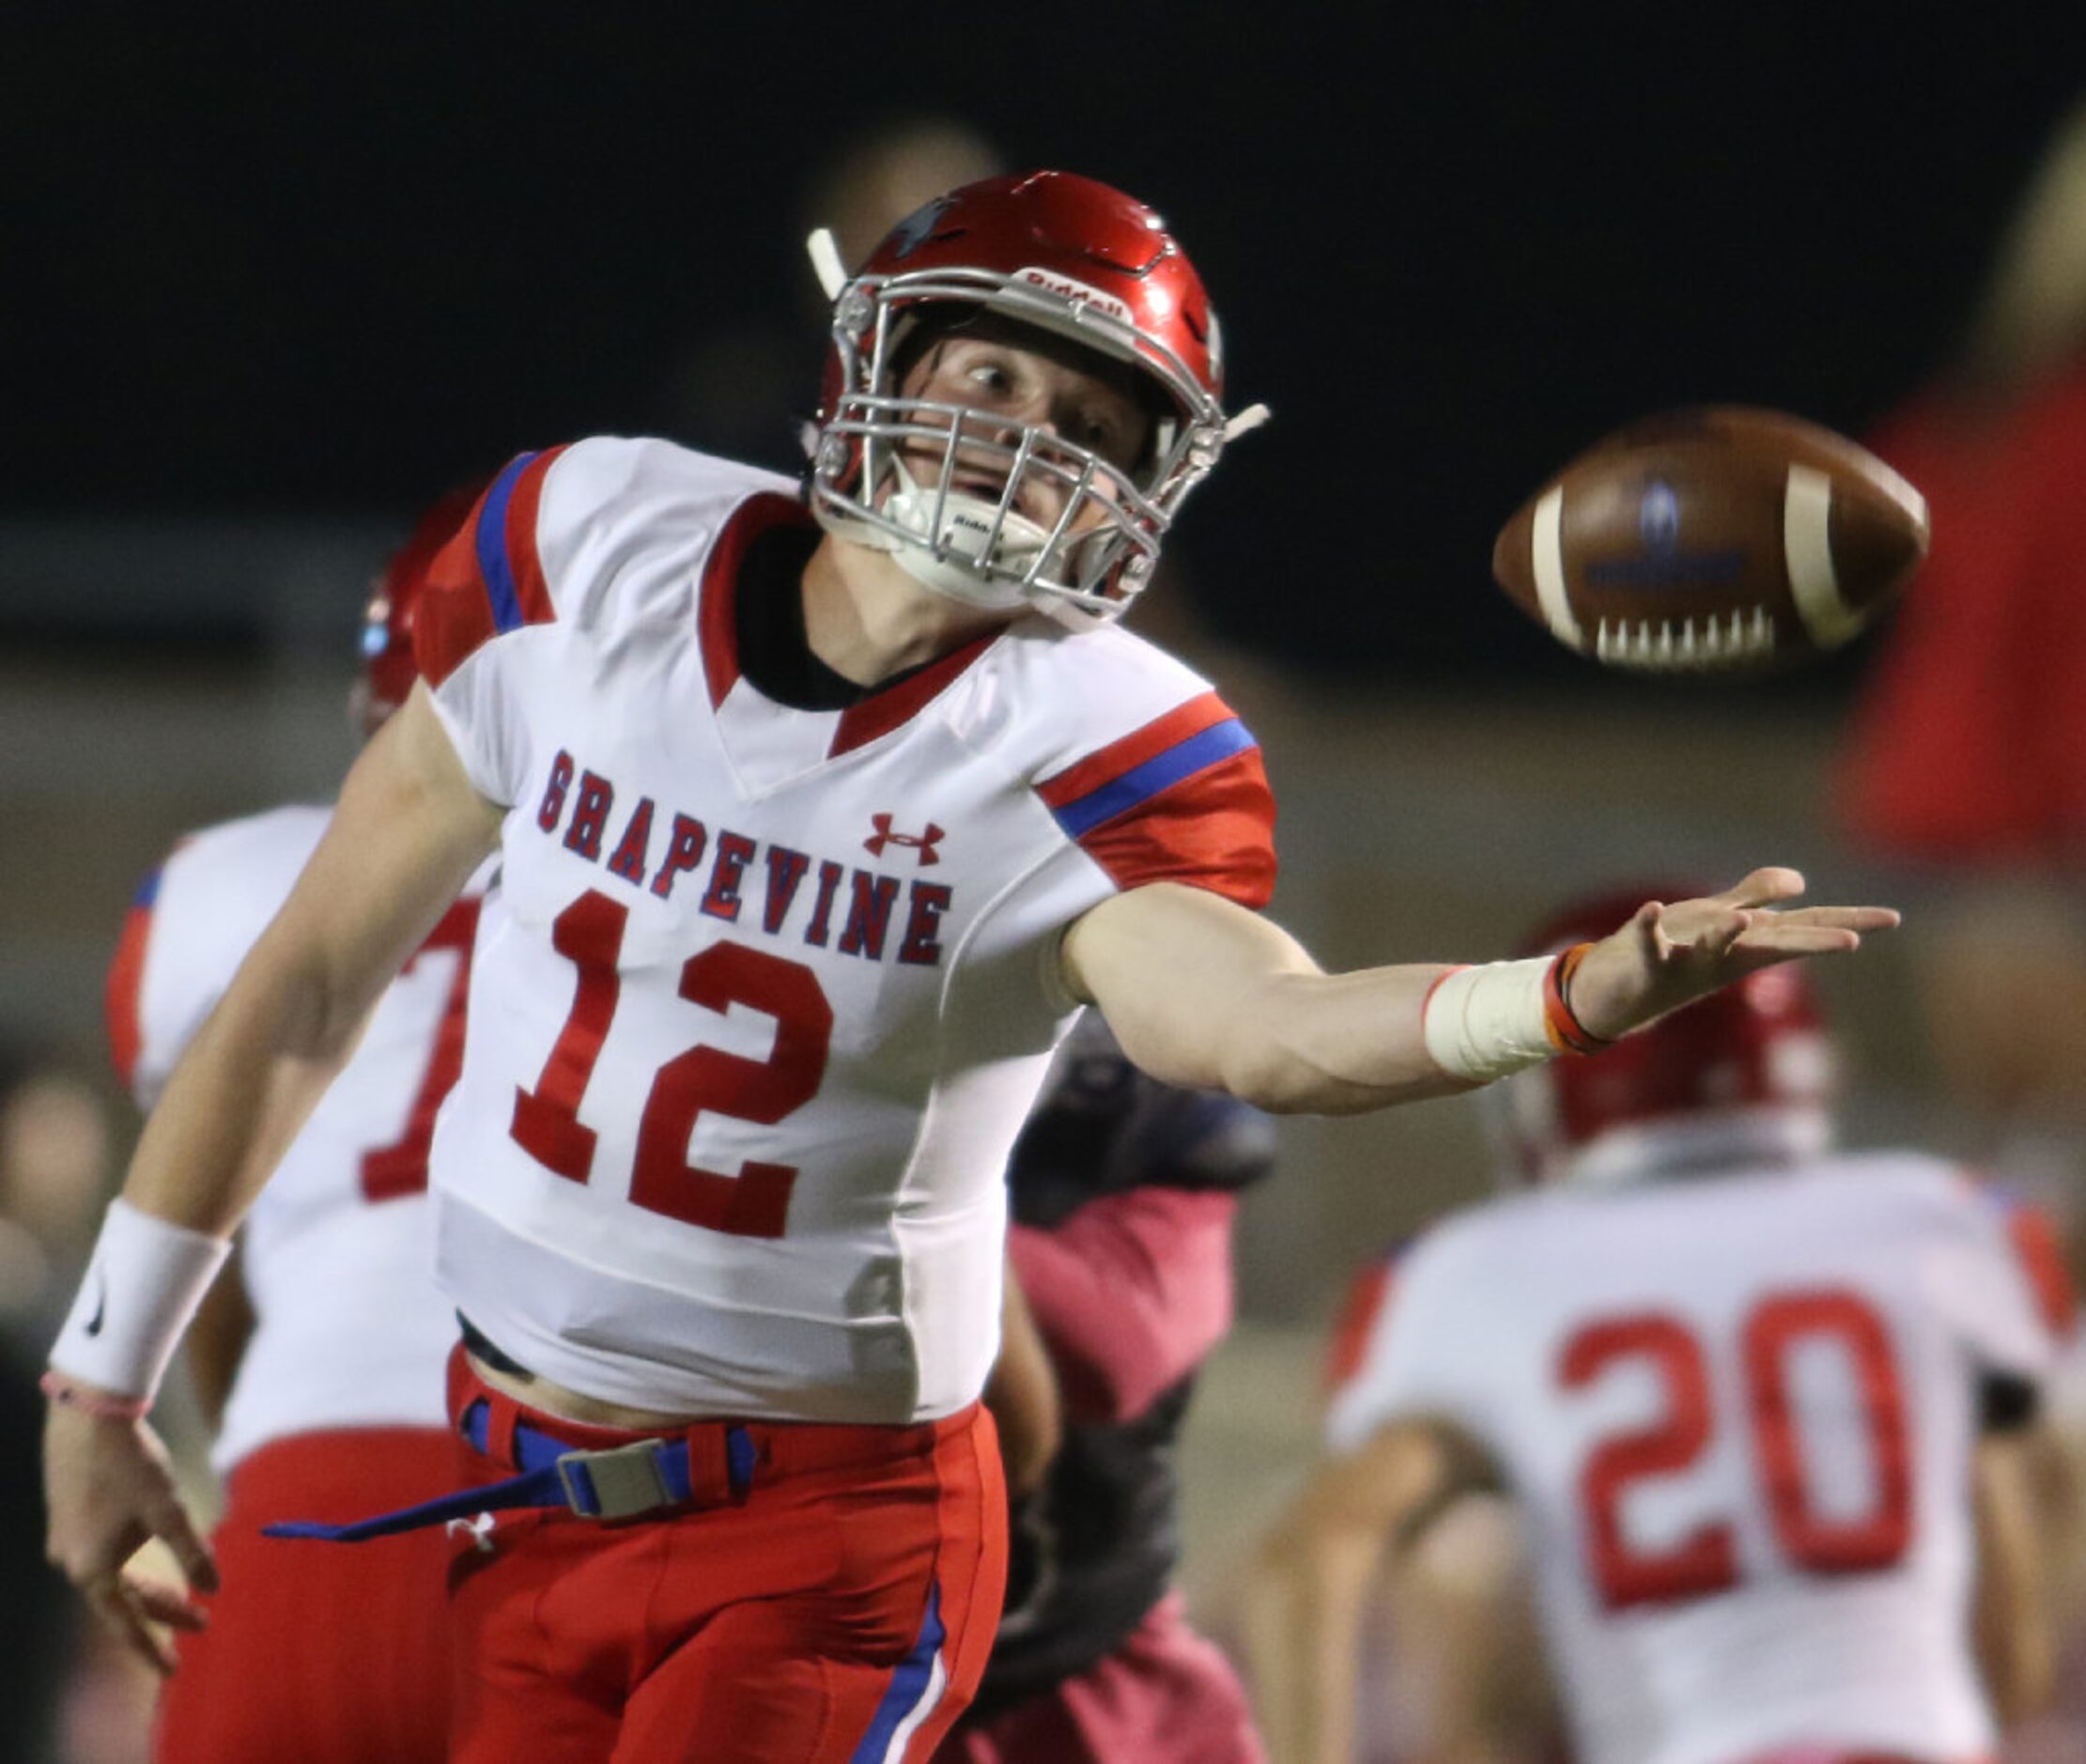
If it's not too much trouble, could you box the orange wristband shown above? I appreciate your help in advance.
[1541,943,1613,1056]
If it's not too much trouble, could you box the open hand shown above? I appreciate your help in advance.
[1567,868,1899,1044]
[44,1401,217,1674]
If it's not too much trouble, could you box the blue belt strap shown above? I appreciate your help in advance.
[263,1401,758,1544]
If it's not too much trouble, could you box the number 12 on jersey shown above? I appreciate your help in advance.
[1559,1286,1912,1611]
[508,889,833,1238]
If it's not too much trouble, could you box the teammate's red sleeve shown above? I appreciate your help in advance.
[103,867,162,1094]
[412,446,570,687]
[1008,1186,1239,1424]
[1321,1254,1398,1400]
[2001,1200,2079,1342]
[1036,691,1276,908]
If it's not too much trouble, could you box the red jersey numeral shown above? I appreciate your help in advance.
[510,891,625,1182]
[1558,1286,1912,1611]
[508,889,833,1238]
[1561,1314,1737,1607]
[358,896,481,1202]
[1743,1291,1913,1573]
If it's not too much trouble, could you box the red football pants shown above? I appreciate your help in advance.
[153,1428,456,1764]
[937,1592,1266,1764]
[445,1355,1008,1763]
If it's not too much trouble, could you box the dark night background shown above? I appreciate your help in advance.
[4,8,2083,681]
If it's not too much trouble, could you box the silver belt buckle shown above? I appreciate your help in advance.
[555,1440,673,1520]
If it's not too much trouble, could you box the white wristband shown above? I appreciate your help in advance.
[1421,958,1556,1083]
[47,1198,231,1403]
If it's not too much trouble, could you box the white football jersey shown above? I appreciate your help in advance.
[412,438,1275,1423]
[109,806,490,1472]
[1325,1154,2073,1764]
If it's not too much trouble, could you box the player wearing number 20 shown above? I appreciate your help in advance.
[109,488,485,1764]
[1245,887,2072,1764]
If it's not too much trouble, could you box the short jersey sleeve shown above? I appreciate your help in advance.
[1934,1178,2078,1385]
[104,809,328,1109]
[1035,690,1276,908]
[1321,1226,1477,1455]
[413,446,573,805]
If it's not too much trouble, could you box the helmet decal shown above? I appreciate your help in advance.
[887,196,954,261]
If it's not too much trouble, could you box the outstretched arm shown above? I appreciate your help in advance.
[43,683,501,1672]
[1061,869,1896,1114]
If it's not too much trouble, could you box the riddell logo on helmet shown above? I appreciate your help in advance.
[1014,269,1134,324]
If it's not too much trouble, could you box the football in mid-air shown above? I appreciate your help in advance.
[1491,406,1929,673]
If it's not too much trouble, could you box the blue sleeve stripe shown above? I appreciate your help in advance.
[1051,719,1254,839]
[131,868,163,909]
[474,451,540,634]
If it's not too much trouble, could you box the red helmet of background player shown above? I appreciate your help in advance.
[1491,884,1838,1187]
[807,170,1266,627]
[353,478,489,737]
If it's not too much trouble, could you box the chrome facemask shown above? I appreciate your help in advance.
[806,245,1262,627]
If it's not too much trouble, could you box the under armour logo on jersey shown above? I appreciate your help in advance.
[864,814,944,865]
[446,1511,499,1555]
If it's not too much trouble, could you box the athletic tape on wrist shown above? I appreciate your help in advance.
[1420,957,1556,1083]
[47,1198,231,1403]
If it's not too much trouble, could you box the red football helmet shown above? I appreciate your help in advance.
[1491,885,1838,1186]
[807,171,1264,627]
[352,478,488,736]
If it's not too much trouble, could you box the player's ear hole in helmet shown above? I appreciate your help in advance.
[806,170,1269,630]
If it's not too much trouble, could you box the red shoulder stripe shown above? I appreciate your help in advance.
[2005,1202,2079,1341]
[1323,1257,1398,1396]
[412,447,568,688]
[104,874,161,1092]
[1072,745,1276,907]
[1036,691,1235,811]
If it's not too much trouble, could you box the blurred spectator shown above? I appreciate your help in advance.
[658,116,1004,467]
[1835,95,2086,1174]
[0,1048,117,1764]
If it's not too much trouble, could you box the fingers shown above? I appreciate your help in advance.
[1765,905,1902,934]
[85,1571,193,1676]
[147,1491,220,1595]
[130,1576,210,1631]
[1707,867,1806,910]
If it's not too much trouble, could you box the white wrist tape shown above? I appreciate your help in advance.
[1421,958,1556,1083]
[47,1198,231,1402]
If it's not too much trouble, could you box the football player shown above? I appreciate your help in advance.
[44,173,1895,1763]
[111,485,487,1762]
[1241,887,2071,1764]
[948,1010,1273,1762]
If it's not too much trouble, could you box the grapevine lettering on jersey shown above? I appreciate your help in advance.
[532,747,951,967]
[406,438,1276,1424]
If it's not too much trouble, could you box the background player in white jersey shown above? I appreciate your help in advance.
[44,173,1897,1763]
[1241,885,2072,1764]
[111,485,487,1761]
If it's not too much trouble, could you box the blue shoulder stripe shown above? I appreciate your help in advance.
[474,452,541,634]
[1051,718,1253,839]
